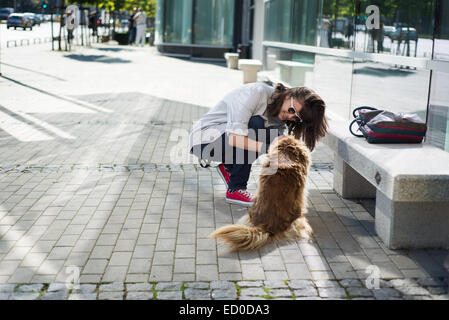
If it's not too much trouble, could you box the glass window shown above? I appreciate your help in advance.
[163,0,193,44]
[292,0,320,46]
[427,0,449,152]
[264,0,293,43]
[319,0,355,49]
[350,0,434,120]
[194,0,235,46]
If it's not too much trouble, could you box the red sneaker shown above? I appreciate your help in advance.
[225,189,255,207]
[217,163,231,188]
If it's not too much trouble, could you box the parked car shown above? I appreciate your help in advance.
[24,12,40,26]
[0,7,14,21]
[7,13,33,30]
[390,27,418,41]
[383,26,396,39]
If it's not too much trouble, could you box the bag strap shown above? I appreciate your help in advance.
[352,106,378,119]
[349,119,365,137]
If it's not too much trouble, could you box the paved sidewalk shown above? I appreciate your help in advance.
[0,43,448,300]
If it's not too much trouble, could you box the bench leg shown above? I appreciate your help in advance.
[375,189,449,249]
[333,156,376,199]
[242,70,258,84]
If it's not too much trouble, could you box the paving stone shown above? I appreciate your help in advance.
[263,280,288,289]
[288,280,315,290]
[157,291,183,300]
[0,284,16,292]
[402,295,432,300]
[372,288,402,300]
[318,287,348,299]
[339,279,362,288]
[295,296,322,300]
[395,286,430,296]
[99,292,124,300]
[210,281,235,290]
[431,294,449,300]
[237,281,263,288]
[126,292,154,300]
[0,293,11,300]
[10,293,40,300]
[17,284,44,292]
[239,296,268,300]
[268,289,292,298]
[71,284,97,294]
[68,293,97,300]
[417,277,447,287]
[211,289,237,300]
[155,282,182,291]
[184,282,209,289]
[426,286,448,295]
[47,283,70,292]
[240,288,267,297]
[347,287,374,297]
[126,283,153,291]
[293,288,318,297]
[99,282,124,292]
[184,288,211,300]
[40,292,69,300]
[314,280,340,288]
[389,278,419,287]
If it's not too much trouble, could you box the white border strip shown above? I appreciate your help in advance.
[263,41,433,70]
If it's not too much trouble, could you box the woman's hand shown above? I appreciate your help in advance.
[271,135,286,146]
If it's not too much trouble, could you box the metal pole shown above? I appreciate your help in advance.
[51,7,54,51]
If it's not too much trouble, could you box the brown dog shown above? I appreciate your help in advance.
[209,135,313,251]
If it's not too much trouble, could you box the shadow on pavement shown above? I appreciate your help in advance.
[63,54,131,64]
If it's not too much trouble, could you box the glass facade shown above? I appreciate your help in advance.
[163,0,193,44]
[427,0,449,152]
[262,0,449,153]
[156,0,235,46]
[194,0,235,46]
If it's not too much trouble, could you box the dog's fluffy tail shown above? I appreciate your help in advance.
[209,225,273,252]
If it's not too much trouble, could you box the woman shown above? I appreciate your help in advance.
[189,82,328,207]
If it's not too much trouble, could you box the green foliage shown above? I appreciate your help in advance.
[67,0,156,16]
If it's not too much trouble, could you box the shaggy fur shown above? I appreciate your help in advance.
[209,135,313,251]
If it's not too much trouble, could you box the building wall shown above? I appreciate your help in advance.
[259,0,449,153]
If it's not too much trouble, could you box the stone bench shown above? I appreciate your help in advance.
[322,111,449,249]
[277,60,314,86]
[224,53,239,69]
[238,59,263,84]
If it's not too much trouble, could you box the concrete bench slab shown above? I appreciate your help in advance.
[323,110,449,249]
[238,59,263,84]
[276,60,314,86]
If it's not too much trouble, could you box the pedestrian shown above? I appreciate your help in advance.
[88,11,98,37]
[189,82,328,207]
[65,10,74,44]
[133,8,147,47]
[128,8,137,45]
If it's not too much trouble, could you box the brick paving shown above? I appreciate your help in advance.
[0,43,448,300]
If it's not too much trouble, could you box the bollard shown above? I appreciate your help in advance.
[224,53,239,69]
[238,59,263,84]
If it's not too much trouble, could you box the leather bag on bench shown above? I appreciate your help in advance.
[349,106,427,144]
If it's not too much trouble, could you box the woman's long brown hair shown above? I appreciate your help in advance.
[266,83,328,151]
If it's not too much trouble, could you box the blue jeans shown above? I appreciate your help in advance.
[190,116,284,190]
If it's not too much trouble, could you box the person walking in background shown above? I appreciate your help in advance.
[128,8,137,45]
[89,11,98,37]
[134,8,147,47]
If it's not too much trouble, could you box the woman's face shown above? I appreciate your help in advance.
[278,96,304,122]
